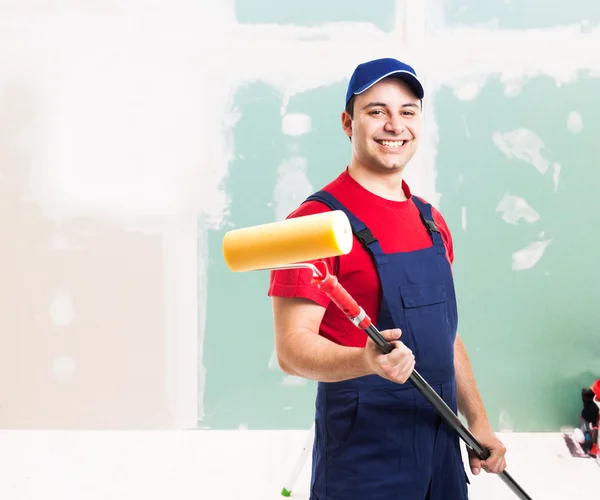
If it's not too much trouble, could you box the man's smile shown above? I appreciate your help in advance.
[375,139,409,151]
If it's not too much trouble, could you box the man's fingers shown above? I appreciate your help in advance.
[477,444,507,474]
[469,459,481,475]
[398,349,415,371]
[372,335,415,384]
[379,346,402,368]
[483,456,507,474]
[468,449,482,475]
[380,341,412,366]
[379,328,402,341]
[466,433,507,476]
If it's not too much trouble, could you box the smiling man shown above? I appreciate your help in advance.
[268,58,506,499]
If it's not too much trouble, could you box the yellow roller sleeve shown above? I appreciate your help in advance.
[222,210,353,272]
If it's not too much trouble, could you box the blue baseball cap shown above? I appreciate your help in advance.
[345,57,425,106]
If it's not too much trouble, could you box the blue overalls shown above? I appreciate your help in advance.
[304,191,469,500]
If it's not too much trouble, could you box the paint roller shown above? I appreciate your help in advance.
[222,211,533,500]
[222,210,353,272]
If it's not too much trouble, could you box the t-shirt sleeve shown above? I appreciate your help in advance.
[431,206,454,265]
[267,201,337,309]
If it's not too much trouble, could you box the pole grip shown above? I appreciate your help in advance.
[311,261,372,330]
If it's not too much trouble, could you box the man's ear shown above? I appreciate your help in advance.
[341,111,352,140]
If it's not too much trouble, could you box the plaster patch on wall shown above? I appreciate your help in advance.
[492,129,550,175]
[566,111,583,133]
[461,206,467,231]
[460,114,471,138]
[427,24,600,98]
[273,157,313,221]
[512,239,552,271]
[496,193,540,225]
[499,408,514,432]
[281,375,306,386]
[50,289,75,327]
[454,81,481,101]
[552,162,561,192]
[268,349,279,370]
[450,75,489,101]
[282,113,312,136]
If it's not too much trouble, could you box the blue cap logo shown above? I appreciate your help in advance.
[345,57,425,106]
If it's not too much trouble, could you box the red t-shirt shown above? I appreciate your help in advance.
[268,168,454,348]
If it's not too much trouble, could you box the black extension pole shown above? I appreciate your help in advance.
[364,323,533,500]
[269,261,534,499]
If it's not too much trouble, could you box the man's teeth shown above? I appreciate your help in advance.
[379,140,405,148]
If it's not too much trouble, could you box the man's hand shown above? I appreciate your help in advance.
[363,328,415,384]
[468,425,507,475]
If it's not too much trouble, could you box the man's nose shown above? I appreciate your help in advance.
[384,114,405,134]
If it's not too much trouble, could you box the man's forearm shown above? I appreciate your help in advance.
[454,334,491,430]
[277,329,371,383]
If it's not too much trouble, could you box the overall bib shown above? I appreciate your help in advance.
[305,191,469,500]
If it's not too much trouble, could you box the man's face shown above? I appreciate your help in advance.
[342,78,422,174]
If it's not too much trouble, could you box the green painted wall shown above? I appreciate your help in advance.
[442,0,600,28]
[200,2,599,431]
[435,76,600,431]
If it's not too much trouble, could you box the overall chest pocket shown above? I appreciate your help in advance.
[398,283,454,372]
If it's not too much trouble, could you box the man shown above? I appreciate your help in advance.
[268,57,507,499]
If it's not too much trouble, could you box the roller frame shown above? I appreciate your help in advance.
[269,261,533,500]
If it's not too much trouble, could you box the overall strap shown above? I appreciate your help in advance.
[305,191,387,263]
[410,196,446,254]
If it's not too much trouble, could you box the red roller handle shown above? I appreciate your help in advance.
[310,261,372,330]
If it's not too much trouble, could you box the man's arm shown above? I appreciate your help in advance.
[272,296,371,382]
[455,334,490,428]
[454,334,507,475]
[272,296,416,384]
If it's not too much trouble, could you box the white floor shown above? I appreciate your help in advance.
[0,430,597,500]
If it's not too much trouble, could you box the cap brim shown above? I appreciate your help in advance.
[353,70,424,99]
